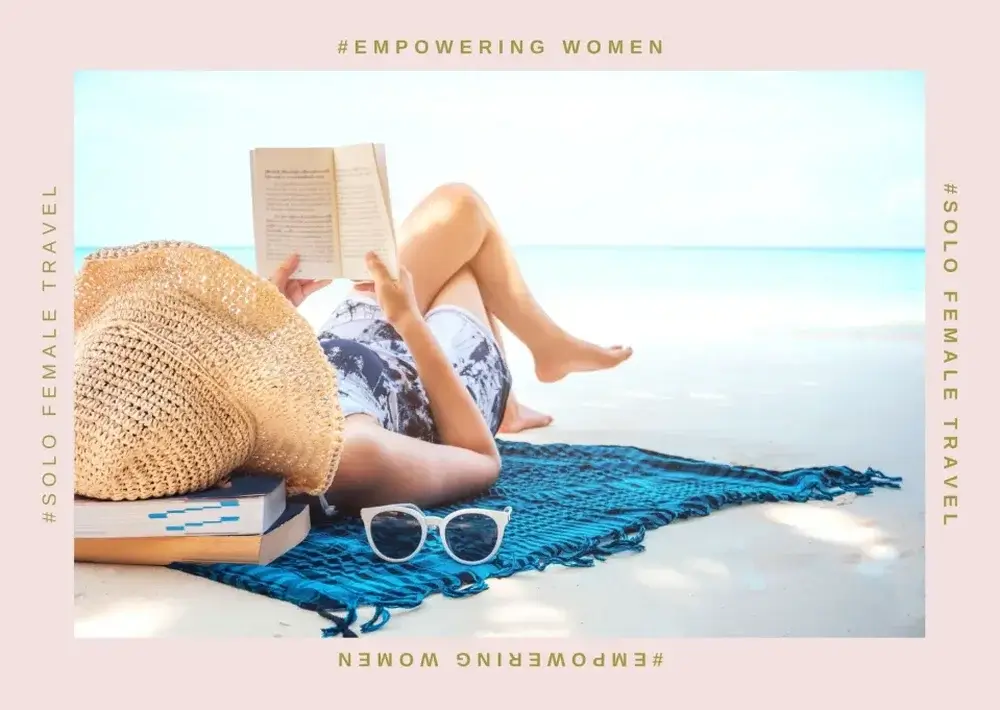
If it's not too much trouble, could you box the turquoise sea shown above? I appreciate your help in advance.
[74,245,925,336]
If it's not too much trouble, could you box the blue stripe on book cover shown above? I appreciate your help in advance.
[164,515,241,533]
[162,507,299,534]
[147,501,240,519]
[141,475,282,526]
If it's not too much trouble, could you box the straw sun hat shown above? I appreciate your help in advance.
[74,241,345,501]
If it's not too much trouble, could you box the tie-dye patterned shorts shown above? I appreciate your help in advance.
[316,297,512,443]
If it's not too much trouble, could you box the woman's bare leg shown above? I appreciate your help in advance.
[484,313,554,433]
[424,266,555,433]
[362,183,632,383]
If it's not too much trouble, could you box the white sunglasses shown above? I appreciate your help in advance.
[360,503,513,565]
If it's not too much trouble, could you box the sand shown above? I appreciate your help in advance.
[74,308,925,638]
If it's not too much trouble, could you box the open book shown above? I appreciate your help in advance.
[250,144,398,281]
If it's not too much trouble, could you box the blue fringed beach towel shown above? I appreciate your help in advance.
[172,441,901,636]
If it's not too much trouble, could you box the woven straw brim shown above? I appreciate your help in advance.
[74,241,344,501]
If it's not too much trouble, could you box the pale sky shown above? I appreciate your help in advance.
[75,71,924,248]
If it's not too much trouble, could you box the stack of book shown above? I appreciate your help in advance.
[74,476,311,566]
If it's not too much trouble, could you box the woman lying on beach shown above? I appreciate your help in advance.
[270,183,632,510]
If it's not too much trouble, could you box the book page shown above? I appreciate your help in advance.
[250,148,340,281]
[373,143,397,253]
[333,143,398,280]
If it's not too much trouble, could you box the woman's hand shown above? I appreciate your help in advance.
[269,253,332,307]
[357,251,421,331]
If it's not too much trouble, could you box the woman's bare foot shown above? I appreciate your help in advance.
[499,397,554,433]
[533,339,633,384]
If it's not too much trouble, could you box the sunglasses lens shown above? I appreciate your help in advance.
[369,511,422,561]
[444,513,500,563]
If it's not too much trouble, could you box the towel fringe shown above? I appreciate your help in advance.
[442,576,490,598]
[319,595,427,637]
[319,606,359,638]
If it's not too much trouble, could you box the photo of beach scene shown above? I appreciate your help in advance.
[73,71,924,638]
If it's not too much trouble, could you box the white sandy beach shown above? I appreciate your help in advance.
[74,290,925,638]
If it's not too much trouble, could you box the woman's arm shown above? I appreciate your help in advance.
[394,317,499,461]
[329,417,500,509]
[362,252,499,462]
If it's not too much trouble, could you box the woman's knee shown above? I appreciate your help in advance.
[396,182,490,262]
[424,183,486,230]
[431,182,481,206]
